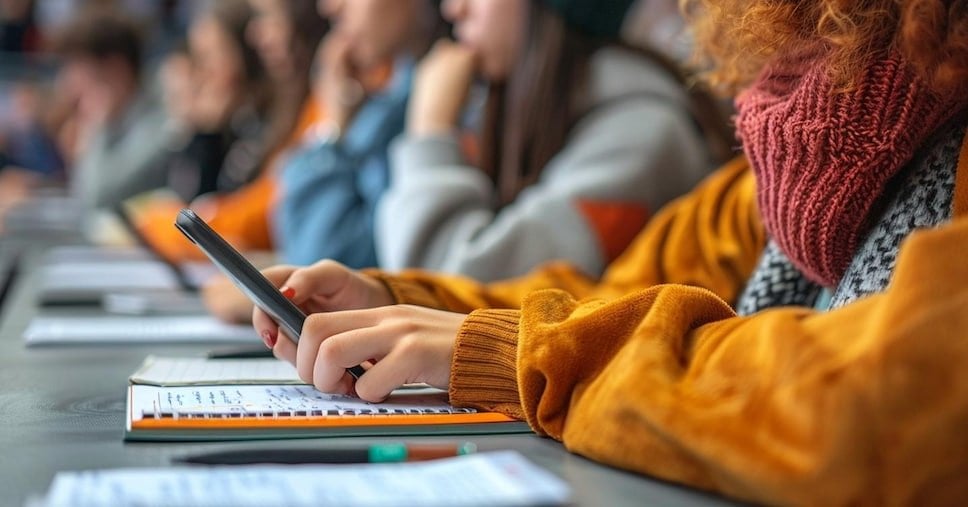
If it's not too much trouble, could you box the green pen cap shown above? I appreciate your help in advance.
[369,443,409,463]
[367,442,478,463]
[457,442,477,455]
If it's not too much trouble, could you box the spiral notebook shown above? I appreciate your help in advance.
[125,384,530,441]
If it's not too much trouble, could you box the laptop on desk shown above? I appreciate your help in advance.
[34,203,217,306]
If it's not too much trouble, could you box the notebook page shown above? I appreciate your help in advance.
[38,451,571,507]
[130,357,305,386]
[129,384,472,420]
[24,316,260,345]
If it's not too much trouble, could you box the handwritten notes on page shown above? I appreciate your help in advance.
[37,451,571,507]
[130,357,304,386]
[128,384,463,420]
[24,316,260,346]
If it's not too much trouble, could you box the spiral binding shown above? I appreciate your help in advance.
[146,407,477,419]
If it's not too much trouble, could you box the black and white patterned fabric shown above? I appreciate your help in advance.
[828,124,963,308]
[734,121,965,315]
[735,240,821,316]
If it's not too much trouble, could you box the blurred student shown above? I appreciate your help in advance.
[157,0,270,203]
[131,0,327,260]
[375,0,730,281]
[56,8,179,212]
[200,0,439,323]
[272,0,448,267]
[253,0,968,504]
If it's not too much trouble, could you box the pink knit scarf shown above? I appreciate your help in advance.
[735,48,963,287]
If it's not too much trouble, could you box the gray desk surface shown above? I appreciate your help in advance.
[0,242,736,506]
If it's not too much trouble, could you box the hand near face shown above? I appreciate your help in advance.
[160,53,194,125]
[314,33,367,131]
[407,39,477,137]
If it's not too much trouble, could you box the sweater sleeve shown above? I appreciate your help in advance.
[449,217,968,506]
[377,87,712,282]
[370,156,763,312]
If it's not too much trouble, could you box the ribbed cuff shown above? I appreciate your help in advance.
[449,309,523,417]
[362,270,447,310]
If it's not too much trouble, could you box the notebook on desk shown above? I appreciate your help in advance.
[23,315,261,346]
[35,244,217,306]
[125,383,530,442]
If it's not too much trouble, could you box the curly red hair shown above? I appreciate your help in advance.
[681,0,968,94]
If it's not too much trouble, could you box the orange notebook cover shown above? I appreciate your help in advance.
[125,384,530,441]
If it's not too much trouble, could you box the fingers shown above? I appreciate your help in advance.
[277,259,352,308]
[260,304,463,400]
[271,327,296,365]
[252,307,280,349]
[294,309,390,387]
[308,324,402,393]
[352,341,419,402]
[260,265,298,289]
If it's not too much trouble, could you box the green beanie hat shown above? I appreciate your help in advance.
[540,0,638,38]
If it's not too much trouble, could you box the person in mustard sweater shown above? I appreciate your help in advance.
[251,1,968,504]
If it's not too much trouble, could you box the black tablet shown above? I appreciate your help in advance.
[174,209,365,379]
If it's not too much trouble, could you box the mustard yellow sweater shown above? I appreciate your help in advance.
[370,153,968,505]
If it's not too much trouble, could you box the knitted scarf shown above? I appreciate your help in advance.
[735,48,963,286]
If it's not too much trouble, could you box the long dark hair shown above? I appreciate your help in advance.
[261,0,329,160]
[482,2,733,206]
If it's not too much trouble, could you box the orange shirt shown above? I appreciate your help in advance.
[135,95,325,262]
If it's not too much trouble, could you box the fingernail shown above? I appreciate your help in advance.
[261,330,277,349]
[280,286,295,299]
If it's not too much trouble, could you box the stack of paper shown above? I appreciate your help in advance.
[33,451,570,507]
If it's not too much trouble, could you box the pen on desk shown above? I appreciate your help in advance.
[207,347,276,359]
[174,442,478,465]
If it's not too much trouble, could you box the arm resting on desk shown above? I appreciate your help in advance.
[448,219,968,506]
[368,157,763,312]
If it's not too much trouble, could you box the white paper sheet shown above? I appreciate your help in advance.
[128,384,467,420]
[130,357,305,386]
[41,245,155,264]
[37,451,571,507]
[40,261,182,292]
[24,316,260,345]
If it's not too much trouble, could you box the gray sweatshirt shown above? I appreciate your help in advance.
[376,47,714,281]
[71,89,180,212]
